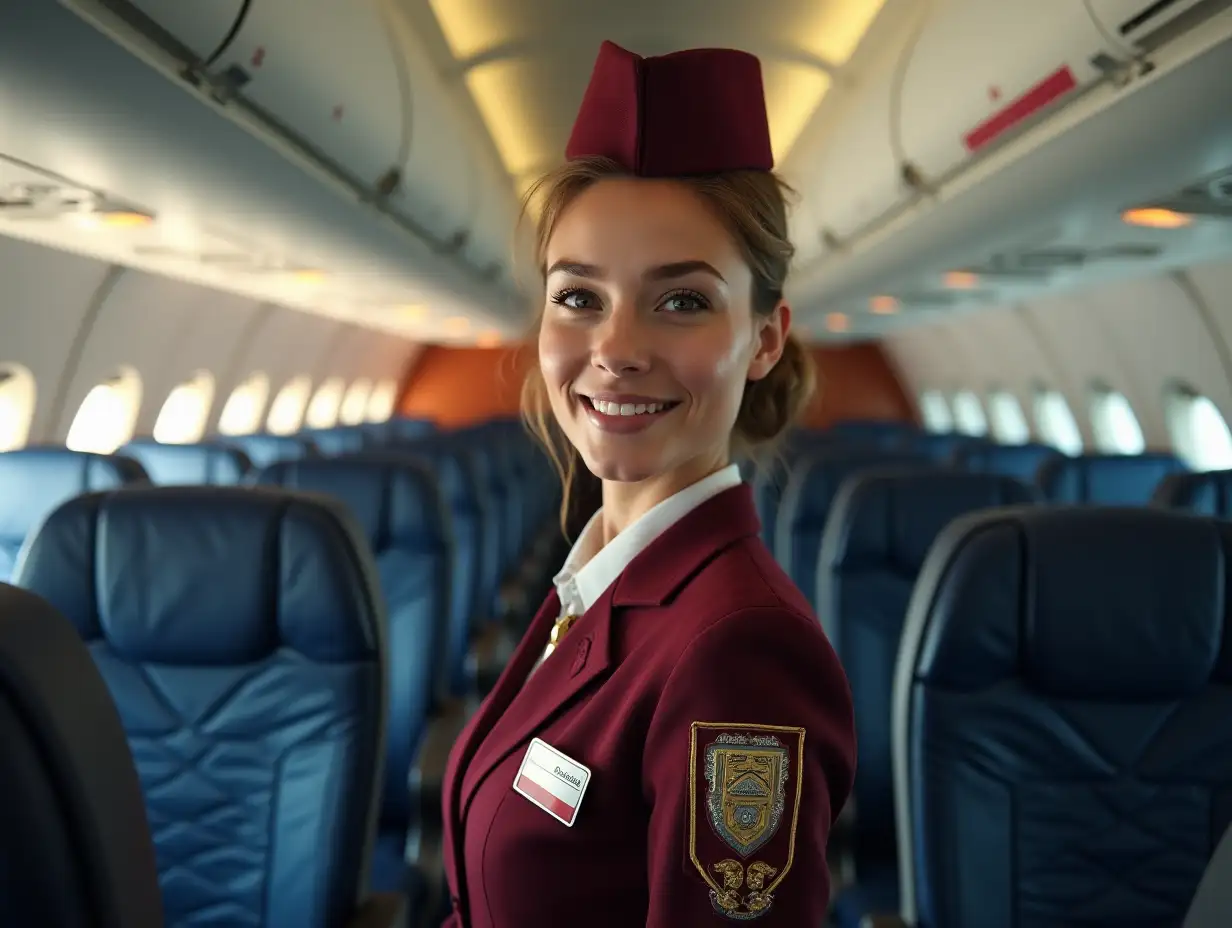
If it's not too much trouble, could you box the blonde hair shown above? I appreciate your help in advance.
[519,156,816,533]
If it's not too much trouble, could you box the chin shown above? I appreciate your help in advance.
[579,448,662,484]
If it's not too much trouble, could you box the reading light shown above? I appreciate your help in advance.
[401,304,427,321]
[869,295,899,314]
[443,316,470,335]
[100,210,155,228]
[291,268,327,284]
[1121,207,1192,229]
[476,330,503,347]
[826,312,850,332]
[943,270,980,289]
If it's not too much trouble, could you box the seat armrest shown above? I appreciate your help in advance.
[859,915,909,928]
[347,892,406,928]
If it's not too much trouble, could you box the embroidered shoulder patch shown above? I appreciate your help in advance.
[688,722,805,921]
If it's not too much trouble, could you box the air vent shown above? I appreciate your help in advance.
[962,242,1164,280]
[894,291,963,307]
[1115,0,1232,51]
[0,183,97,218]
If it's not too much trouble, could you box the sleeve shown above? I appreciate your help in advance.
[641,606,856,925]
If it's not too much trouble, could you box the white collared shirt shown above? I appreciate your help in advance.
[531,463,743,673]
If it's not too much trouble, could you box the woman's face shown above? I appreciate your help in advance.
[539,177,788,488]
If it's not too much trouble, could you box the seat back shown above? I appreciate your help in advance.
[775,450,927,609]
[906,433,986,463]
[11,487,386,928]
[255,457,450,834]
[825,419,917,450]
[0,583,163,928]
[1037,452,1187,503]
[223,433,317,468]
[0,449,147,580]
[954,441,1063,481]
[1154,469,1232,517]
[121,439,251,486]
[894,506,1232,928]
[818,469,1040,875]
[302,426,368,456]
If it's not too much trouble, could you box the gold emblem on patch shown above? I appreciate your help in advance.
[689,722,805,921]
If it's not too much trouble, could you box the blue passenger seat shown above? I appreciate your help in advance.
[222,433,317,468]
[893,506,1232,928]
[1037,452,1187,503]
[254,457,451,895]
[1153,469,1232,517]
[819,470,1040,928]
[10,485,394,927]
[954,441,1063,482]
[0,448,147,581]
[121,439,251,485]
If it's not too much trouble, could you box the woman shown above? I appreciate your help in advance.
[440,40,856,927]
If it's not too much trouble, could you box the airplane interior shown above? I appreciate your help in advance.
[3,0,1232,925]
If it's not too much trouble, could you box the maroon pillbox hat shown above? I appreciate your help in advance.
[565,40,775,177]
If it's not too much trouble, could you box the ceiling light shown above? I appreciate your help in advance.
[943,271,980,289]
[401,304,427,321]
[869,295,899,314]
[290,268,326,284]
[476,329,503,347]
[1121,207,1193,229]
[799,0,890,65]
[99,210,154,228]
[826,312,850,332]
[443,316,470,336]
[762,62,832,163]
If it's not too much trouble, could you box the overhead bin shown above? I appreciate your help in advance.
[118,0,518,278]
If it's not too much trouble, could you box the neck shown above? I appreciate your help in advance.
[597,452,729,545]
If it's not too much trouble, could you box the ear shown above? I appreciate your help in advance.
[746,303,790,382]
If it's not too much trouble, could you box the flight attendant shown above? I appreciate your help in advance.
[440,39,856,927]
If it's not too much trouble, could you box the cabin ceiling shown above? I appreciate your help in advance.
[411,0,893,192]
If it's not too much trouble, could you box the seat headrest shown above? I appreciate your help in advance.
[829,469,1040,573]
[0,449,147,540]
[11,486,384,667]
[222,434,317,468]
[1037,453,1188,503]
[121,440,252,485]
[254,456,448,551]
[302,426,367,455]
[789,451,928,524]
[0,583,164,927]
[1154,470,1232,517]
[955,442,1063,480]
[906,506,1232,700]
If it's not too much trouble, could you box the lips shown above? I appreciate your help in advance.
[578,392,681,434]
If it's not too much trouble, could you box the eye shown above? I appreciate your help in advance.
[549,287,599,311]
[659,289,710,313]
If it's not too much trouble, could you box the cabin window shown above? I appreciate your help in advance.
[1032,388,1083,455]
[918,390,952,433]
[266,376,312,435]
[340,378,373,425]
[1089,384,1145,455]
[305,377,346,429]
[987,390,1031,444]
[951,390,988,437]
[0,364,36,452]
[218,373,270,436]
[152,371,214,444]
[1164,382,1232,470]
[65,368,142,454]
[366,378,398,423]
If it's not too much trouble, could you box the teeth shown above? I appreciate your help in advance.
[591,399,670,416]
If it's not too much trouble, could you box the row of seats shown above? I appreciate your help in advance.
[0,415,564,926]
[748,420,1228,926]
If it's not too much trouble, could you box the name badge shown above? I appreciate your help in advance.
[513,737,592,827]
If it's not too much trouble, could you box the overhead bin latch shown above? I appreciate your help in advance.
[375,167,402,199]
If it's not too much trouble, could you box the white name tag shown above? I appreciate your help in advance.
[513,737,592,827]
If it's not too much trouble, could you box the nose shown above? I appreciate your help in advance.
[591,303,651,376]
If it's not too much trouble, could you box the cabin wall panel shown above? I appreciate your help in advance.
[0,236,112,441]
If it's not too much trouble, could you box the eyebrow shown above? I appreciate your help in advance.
[545,259,726,284]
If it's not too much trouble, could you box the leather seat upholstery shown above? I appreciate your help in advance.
[11,486,387,927]
[954,441,1063,482]
[819,470,1040,927]
[1153,469,1232,517]
[0,581,164,928]
[0,448,147,581]
[894,506,1232,927]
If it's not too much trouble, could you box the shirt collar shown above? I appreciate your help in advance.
[551,463,743,616]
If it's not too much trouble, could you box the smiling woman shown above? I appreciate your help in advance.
[440,39,855,928]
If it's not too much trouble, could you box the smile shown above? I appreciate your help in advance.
[579,394,681,433]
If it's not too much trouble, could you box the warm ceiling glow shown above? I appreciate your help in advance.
[401,304,427,321]
[426,0,515,61]
[762,61,832,163]
[1121,207,1193,229]
[466,60,549,179]
[943,270,980,289]
[476,329,503,347]
[290,269,326,284]
[100,210,154,228]
[799,0,891,65]
[443,316,471,336]
[826,312,850,332]
[869,295,899,314]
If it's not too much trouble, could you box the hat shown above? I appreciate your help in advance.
[565,40,774,177]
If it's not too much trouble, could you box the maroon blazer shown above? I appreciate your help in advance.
[440,483,856,926]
